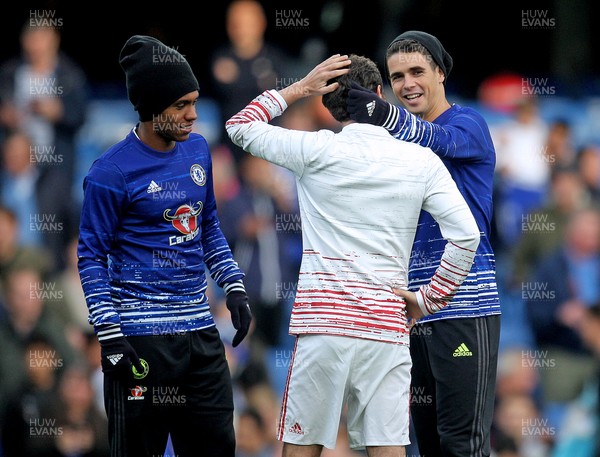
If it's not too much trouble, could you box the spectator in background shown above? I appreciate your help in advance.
[235,407,275,457]
[494,348,543,406]
[0,130,74,272]
[209,0,291,163]
[219,154,301,354]
[0,266,78,421]
[559,302,600,457]
[547,302,600,457]
[0,22,88,198]
[499,167,591,352]
[576,143,600,203]
[0,335,64,457]
[52,363,110,457]
[509,166,591,286]
[0,131,43,247]
[492,97,551,249]
[81,331,104,416]
[241,381,281,455]
[212,144,242,210]
[491,349,547,456]
[525,207,600,429]
[0,202,53,293]
[544,118,577,172]
[492,393,553,457]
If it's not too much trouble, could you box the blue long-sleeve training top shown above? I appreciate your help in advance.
[389,103,501,321]
[77,128,244,338]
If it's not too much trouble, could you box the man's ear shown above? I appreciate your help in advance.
[437,67,446,84]
[376,84,383,97]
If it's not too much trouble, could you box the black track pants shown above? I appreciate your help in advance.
[103,327,235,457]
[409,315,500,457]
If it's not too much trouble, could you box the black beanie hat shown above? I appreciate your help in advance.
[119,35,199,121]
[388,30,453,80]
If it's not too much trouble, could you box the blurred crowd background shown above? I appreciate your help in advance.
[1,1,600,456]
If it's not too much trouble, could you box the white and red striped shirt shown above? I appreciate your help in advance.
[226,90,479,345]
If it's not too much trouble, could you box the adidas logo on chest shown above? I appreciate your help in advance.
[147,180,162,193]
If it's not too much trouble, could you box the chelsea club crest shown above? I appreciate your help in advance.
[190,164,206,186]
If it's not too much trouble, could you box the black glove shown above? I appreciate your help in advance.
[99,334,143,378]
[347,82,400,130]
[226,292,252,347]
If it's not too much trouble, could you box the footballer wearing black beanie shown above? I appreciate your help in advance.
[386,30,453,83]
[119,35,199,121]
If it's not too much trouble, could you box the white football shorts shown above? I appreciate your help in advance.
[277,334,411,449]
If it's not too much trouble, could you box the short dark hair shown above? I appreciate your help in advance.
[322,54,383,123]
[385,39,437,77]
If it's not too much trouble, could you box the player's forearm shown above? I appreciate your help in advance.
[78,258,121,330]
[201,216,245,286]
[225,90,286,150]
[78,188,124,333]
[415,234,479,315]
[393,109,488,160]
[417,161,480,316]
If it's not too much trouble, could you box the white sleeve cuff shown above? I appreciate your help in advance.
[96,323,124,342]
[223,280,247,296]
[415,289,431,316]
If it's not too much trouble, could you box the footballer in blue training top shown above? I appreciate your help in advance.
[347,31,500,457]
[78,125,245,336]
[77,35,251,457]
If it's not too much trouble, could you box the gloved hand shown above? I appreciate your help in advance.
[226,292,252,347]
[347,82,400,130]
[99,334,143,378]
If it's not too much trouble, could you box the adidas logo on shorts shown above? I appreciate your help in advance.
[453,343,473,357]
[107,353,124,365]
[289,422,304,435]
